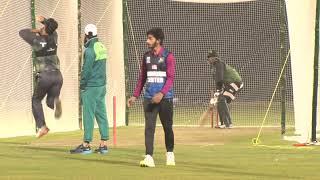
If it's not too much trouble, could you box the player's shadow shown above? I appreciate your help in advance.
[182,162,298,179]
[0,141,31,145]
[18,146,139,167]
[23,146,68,153]
[0,142,68,153]
[0,153,30,159]
[65,156,138,167]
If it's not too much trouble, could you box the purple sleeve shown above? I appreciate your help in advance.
[161,53,176,95]
[133,58,147,97]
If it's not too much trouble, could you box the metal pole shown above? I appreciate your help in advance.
[78,0,83,130]
[311,0,320,142]
[31,0,37,132]
[280,0,287,135]
[123,0,129,126]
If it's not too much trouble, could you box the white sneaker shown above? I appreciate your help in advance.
[310,141,320,146]
[218,125,226,129]
[140,154,155,167]
[166,152,175,166]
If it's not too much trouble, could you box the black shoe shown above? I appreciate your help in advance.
[70,144,92,154]
[94,146,108,154]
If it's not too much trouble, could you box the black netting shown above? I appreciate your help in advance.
[126,0,294,126]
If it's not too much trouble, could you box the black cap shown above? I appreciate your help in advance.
[44,18,58,35]
[207,50,219,58]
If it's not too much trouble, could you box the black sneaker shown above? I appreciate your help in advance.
[94,146,108,154]
[70,144,92,154]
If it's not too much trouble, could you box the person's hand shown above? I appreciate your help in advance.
[36,16,45,23]
[214,91,222,97]
[80,88,85,105]
[210,97,218,107]
[80,84,86,91]
[151,92,164,104]
[127,96,137,107]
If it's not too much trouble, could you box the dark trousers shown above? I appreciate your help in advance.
[217,82,243,126]
[143,98,174,156]
[217,96,232,126]
[32,70,63,128]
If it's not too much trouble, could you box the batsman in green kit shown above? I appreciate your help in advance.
[70,24,109,154]
[207,50,243,128]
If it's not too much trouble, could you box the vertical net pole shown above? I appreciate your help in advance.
[280,0,286,135]
[78,0,83,130]
[123,0,129,126]
[30,0,36,56]
[31,0,36,132]
[312,0,320,142]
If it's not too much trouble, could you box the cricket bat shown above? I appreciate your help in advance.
[199,90,215,126]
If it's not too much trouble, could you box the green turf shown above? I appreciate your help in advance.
[0,127,318,180]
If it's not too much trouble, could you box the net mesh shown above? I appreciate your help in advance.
[126,0,294,126]
[0,0,121,137]
[81,0,115,127]
[34,0,79,131]
[0,0,34,136]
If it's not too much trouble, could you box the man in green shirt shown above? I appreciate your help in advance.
[70,24,109,154]
[207,50,243,128]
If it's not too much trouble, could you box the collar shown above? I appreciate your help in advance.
[85,37,98,48]
[152,46,164,56]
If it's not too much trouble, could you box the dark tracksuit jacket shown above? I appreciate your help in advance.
[19,27,63,129]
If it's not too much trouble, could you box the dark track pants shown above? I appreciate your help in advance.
[32,70,63,128]
[143,98,174,156]
[217,82,243,127]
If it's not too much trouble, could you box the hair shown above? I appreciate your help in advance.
[147,28,164,45]
[86,32,97,39]
[45,18,58,35]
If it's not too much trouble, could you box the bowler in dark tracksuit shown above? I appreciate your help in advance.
[128,28,176,167]
[19,17,62,138]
